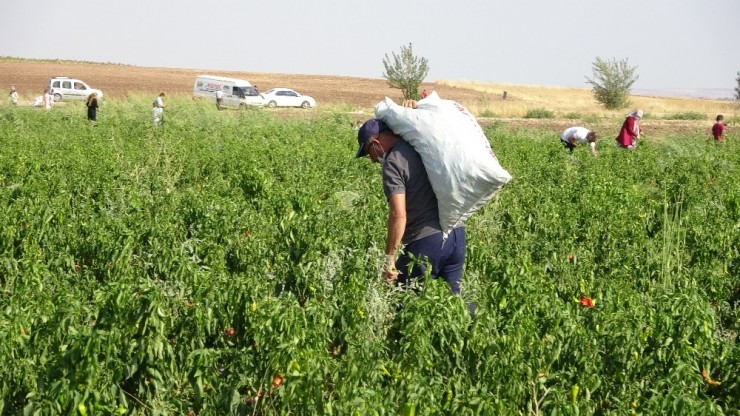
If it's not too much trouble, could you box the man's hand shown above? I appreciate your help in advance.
[402,99,418,109]
[383,253,398,282]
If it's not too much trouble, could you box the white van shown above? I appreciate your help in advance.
[49,77,104,102]
[193,75,265,108]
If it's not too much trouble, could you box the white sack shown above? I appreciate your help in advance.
[375,92,512,234]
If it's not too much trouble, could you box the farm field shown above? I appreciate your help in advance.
[0,96,738,415]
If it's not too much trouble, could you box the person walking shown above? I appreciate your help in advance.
[616,109,643,149]
[215,89,224,110]
[8,86,19,105]
[560,126,598,156]
[421,89,429,99]
[712,115,725,142]
[355,102,469,312]
[86,93,99,121]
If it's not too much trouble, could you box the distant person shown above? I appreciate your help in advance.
[8,86,19,105]
[154,92,166,124]
[421,89,429,99]
[712,115,725,142]
[616,109,643,149]
[152,101,163,126]
[44,88,54,110]
[215,89,224,110]
[253,85,259,94]
[86,92,99,121]
[560,126,598,156]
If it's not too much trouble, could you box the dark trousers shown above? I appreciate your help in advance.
[396,227,466,294]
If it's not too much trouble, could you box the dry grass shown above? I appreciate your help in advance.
[438,80,739,121]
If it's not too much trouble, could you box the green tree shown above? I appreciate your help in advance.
[382,43,429,100]
[735,71,740,100]
[585,57,639,109]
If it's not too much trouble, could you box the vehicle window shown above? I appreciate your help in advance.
[288,91,298,97]
[53,81,60,88]
[244,87,258,96]
[62,81,71,89]
[74,82,86,90]
[234,87,245,98]
[276,91,287,96]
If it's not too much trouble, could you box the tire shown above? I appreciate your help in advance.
[53,93,62,102]
[301,101,311,109]
[267,101,277,108]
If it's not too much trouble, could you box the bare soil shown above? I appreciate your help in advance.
[0,60,726,138]
[0,60,485,109]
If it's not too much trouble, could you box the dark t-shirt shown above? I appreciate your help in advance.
[382,140,441,244]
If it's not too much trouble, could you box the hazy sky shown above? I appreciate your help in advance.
[2,0,739,93]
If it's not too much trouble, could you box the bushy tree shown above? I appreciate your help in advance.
[382,43,429,100]
[735,71,740,100]
[585,57,639,109]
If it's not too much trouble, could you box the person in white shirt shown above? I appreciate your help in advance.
[44,88,54,110]
[8,86,19,105]
[215,89,224,110]
[153,92,166,124]
[560,126,598,156]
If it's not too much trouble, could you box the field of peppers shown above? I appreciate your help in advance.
[0,98,738,415]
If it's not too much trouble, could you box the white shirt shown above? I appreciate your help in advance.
[561,127,595,149]
[215,90,223,99]
[155,96,164,108]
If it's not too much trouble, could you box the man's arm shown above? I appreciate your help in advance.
[384,193,407,281]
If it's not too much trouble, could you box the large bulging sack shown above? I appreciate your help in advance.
[375,92,512,234]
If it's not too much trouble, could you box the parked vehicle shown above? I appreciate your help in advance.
[261,88,316,109]
[193,75,265,108]
[49,77,104,102]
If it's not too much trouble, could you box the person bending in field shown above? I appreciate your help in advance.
[560,126,598,156]
[355,102,470,314]
[616,109,643,149]
[712,115,725,142]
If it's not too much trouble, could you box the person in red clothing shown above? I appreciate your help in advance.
[616,109,643,149]
[421,89,428,99]
[712,115,725,142]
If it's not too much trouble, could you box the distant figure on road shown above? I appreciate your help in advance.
[616,109,643,149]
[86,92,99,121]
[215,89,224,110]
[421,89,429,99]
[44,88,54,110]
[560,126,598,156]
[712,115,725,142]
[8,86,19,105]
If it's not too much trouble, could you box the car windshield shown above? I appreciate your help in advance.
[237,86,260,97]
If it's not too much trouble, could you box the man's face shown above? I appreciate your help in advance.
[364,136,383,163]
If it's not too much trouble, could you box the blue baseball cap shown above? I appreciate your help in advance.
[356,119,389,158]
